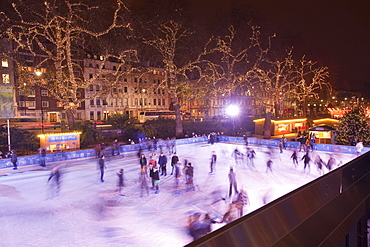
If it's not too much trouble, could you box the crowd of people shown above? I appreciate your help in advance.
[5,132,361,242]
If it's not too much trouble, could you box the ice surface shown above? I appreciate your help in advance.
[0,142,357,247]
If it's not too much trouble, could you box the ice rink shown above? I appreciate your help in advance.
[0,141,358,247]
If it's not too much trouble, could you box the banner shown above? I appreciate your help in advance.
[0,85,14,118]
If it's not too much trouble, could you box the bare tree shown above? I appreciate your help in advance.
[294,57,331,117]
[1,0,133,130]
[143,20,220,137]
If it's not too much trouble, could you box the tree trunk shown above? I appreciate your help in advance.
[301,97,307,117]
[65,107,76,131]
[174,104,183,138]
[263,111,272,139]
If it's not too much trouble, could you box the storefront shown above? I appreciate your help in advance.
[253,118,307,136]
[308,125,336,144]
[38,132,82,152]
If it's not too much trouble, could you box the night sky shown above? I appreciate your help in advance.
[186,0,370,94]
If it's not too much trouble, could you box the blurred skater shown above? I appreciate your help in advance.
[314,155,325,175]
[290,150,298,168]
[47,163,62,195]
[174,162,182,194]
[209,151,217,174]
[326,155,340,171]
[228,168,238,197]
[266,159,273,173]
[302,151,311,173]
[116,169,124,196]
[139,164,149,198]
[246,148,256,168]
[356,141,364,156]
[185,163,195,192]
[232,148,243,167]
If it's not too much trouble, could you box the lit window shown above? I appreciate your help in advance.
[2,74,10,84]
[27,101,36,108]
[57,102,63,107]
[41,90,48,96]
[2,59,9,67]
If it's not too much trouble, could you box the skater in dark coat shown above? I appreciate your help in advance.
[301,151,311,173]
[149,163,160,194]
[326,156,339,171]
[228,168,238,197]
[98,155,106,182]
[158,152,168,176]
[170,153,179,175]
[10,150,17,170]
[209,151,217,174]
[139,154,147,168]
[40,148,46,167]
[266,159,273,173]
[290,150,298,168]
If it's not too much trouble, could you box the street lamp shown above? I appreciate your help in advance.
[226,105,240,117]
[35,70,44,133]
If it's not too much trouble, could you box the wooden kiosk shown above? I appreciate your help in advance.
[38,132,82,152]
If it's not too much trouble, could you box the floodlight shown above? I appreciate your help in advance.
[226,105,239,117]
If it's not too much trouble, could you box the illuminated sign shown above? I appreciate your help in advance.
[48,134,78,142]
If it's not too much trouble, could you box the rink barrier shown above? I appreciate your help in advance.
[0,135,367,169]
[0,136,208,169]
[218,136,370,154]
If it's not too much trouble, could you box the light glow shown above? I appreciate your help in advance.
[226,105,240,117]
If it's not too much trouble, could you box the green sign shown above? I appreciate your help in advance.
[0,85,14,119]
